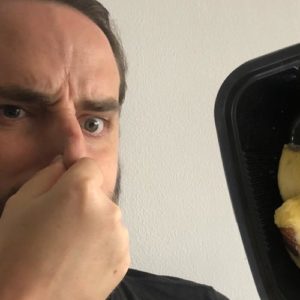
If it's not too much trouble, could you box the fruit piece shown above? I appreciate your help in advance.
[278,144,300,201]
[274,196,300,267]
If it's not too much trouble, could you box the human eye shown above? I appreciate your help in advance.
[79,116,107,137]
[0,105,27,120]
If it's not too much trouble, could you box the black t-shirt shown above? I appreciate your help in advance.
[108,269,229,300]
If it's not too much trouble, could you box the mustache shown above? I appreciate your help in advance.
[0,164,121,217]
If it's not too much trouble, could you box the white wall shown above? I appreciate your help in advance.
[100,1,300,299]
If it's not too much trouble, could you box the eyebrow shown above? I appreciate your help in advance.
[0,85,120,113]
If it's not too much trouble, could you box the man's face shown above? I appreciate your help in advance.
[0,0,121,213]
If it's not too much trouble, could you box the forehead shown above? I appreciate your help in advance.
[0,0,120,99]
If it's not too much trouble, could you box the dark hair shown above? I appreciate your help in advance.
[47,0,127,105]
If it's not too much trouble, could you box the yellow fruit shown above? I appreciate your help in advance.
[275,196,300,232]
[278,144,300,201]
[274,196,300,266]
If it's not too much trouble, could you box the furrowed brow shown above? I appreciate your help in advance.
[78,98,120,113]
[0,85,56,106]
[0,85,120,112]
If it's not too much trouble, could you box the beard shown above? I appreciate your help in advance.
[111,162,121,205]
[0,162,122,217]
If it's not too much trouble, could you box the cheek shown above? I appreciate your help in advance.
[0,132,41,189]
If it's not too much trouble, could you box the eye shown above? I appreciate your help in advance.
[80,117,105,136]
[0,105,27,119]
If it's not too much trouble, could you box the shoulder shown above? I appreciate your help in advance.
[109,269,229,300]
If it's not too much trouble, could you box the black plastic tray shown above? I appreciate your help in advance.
[215,44,300,300]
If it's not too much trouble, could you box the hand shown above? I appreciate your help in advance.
[0,157,130,300]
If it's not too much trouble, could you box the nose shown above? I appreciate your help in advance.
[49,107,88,169]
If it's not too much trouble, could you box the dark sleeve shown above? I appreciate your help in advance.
[161,274,230,300]
[212,288,230,300]
[110,269,230,300]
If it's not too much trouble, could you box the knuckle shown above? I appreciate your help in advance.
[69,176,96,201]
[59,178,99,217]
[104,202,123,224]
[74,176,93,194]
[111,204,122,222]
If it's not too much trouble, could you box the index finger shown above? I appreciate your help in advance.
[15,156,66,199]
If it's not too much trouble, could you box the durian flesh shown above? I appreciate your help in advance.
[276,144,300,267]
[274,196,300,267]
[278,144,300,201]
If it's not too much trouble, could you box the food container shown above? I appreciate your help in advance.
[214,44,300,300]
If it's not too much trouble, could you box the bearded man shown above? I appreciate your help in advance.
[0,0,228,299]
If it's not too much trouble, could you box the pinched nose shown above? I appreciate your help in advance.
[46,106,88,170]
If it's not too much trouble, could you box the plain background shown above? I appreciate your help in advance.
[100,1,300,299]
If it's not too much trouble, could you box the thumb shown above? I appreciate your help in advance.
[16,155,66,199]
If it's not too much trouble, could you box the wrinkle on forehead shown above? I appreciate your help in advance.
[0,0,118,97]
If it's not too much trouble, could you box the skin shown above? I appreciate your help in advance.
[0,1,129,299]
[0,0,121,210]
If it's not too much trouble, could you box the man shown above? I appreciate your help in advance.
[0,0,229,299]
